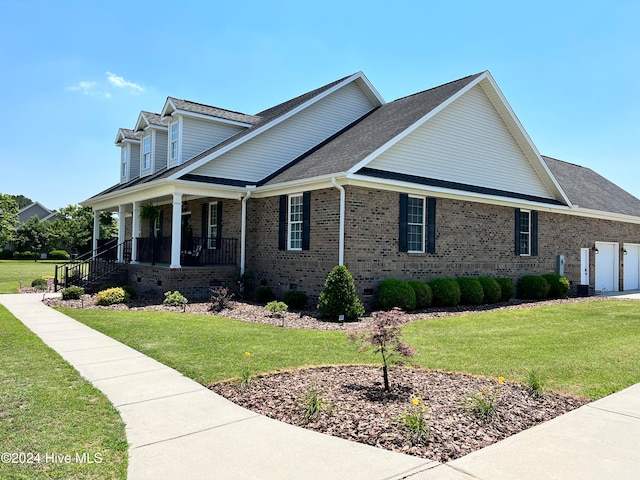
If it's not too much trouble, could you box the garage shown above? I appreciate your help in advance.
[595,242,619,292]
[623,243,640,291]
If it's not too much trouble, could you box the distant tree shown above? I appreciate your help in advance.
[11,194,33,209]
[99,211,117,240]
[50,205,94,254]
[13,216,51,253]
[0,193,20,245]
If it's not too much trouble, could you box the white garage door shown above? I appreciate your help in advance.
[595,242,619,292]
[623,243,640,291]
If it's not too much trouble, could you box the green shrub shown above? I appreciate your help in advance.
[265,301,288,315]
[478,277,502,304]
[496,278,515,301]
[48,249,69,260]
[163,290,187,306]
[542,274,570,298]
[96,287,127,306]
[256,285,276,303]
[408,281,432,309]
[122,285,137,299]
[429,278,461,307]
[375,278,416,311]
[14,251,38,260]
[31,278,48,290]
[282,290,308,310]
[518,275,550,300]
[98,283,120,291]
[317,265,365,321]
[456,277,484,305]
[0,249,13,259]
[61,286,84,300]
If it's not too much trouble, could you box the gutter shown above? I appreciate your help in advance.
[331,177,345,266]
[240,186,256,274]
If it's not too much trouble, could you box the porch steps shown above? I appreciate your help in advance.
[84,266,129,293]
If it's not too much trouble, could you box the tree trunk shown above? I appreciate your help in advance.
[382,364,389,392]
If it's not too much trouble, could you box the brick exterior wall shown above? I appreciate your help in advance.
[120,187,640,306]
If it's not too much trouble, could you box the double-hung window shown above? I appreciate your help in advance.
[518,210,531,256]
[208,201,218,249]
[406,196,426,253]
[142,135,151,169]
[121,147,127,179]
[170,122,178,161]
[288,194,303,250]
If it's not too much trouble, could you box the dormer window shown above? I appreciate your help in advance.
[143,135,151,169]
[170,122,178,160]
[121,148,127,178]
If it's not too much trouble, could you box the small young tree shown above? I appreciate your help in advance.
[348,308,415,392]
[317,265,365,321]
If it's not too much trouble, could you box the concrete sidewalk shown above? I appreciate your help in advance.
[2,293,639,479]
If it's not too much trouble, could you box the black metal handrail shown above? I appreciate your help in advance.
[55,239,131,290]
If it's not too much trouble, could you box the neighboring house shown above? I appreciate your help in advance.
[81,71,640,302]
[18,202,57,223]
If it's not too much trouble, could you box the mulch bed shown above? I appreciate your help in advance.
[40,291,604,462]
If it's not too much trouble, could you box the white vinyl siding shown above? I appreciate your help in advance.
[288,194,303,250]
[190,82,376,181]
[128,142,140,179]
[181,117,244,163]
[153,130,168,172]
[367,85,555,200]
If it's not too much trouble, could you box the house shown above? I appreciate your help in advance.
[18,202,57,223]
[81,71,640,302]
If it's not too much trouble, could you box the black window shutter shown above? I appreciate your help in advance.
[531,210,538,256]
[201,203,208,240]
[302,191,311,250]
[278,195,286,250]
[427,197,436,254]
[216,201,223,249]
[514,208,521,256]
[399,193,408,252]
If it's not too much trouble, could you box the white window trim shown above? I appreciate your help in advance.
[519,209,531,256]
[170,121,179,161]
[407,195,426,254]
[288,193,303,251]
[142,134,152,170]
[208,201,218,249]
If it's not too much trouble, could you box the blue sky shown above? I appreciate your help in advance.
[1,0,638,210]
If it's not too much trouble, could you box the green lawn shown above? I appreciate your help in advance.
[0,305,127,480]
[60,300,640,399]
[0,260,62,294]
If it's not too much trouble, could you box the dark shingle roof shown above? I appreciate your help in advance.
[141,111,168,128]
[119,128,137,140]
[167,97,261,125]
[543,156,640,216]
[262,72,484,185]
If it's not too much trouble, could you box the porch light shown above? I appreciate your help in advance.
[592,245,599,254]
[622,248,628,255]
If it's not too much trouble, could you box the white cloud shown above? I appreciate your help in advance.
[106,72,144,93]
[66,81,111,98]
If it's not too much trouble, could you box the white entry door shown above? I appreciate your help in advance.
[623,243,640,290]
[580,248,590,285]
[595,242,619,292]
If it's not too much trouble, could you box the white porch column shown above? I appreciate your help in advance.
[117,204,126,262]
[240,187,255,274]
[92,210,101,254]
[170,193,183,268]
[131,201,140,263]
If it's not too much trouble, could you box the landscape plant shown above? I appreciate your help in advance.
[317,265,365,321]
[239,351,252,390]
[542,274,570,298]
[375,278,416,311]
[61,286,84,300]
[31,277,48,290]
[97,287,127,306]
[408,280,432,309]
[399,396,430,444]
[256,285,276,303]
[429,278,461,307]
[163,290,188,307]
[526,369,546,397]
[210,286,233,312]
[265,300,288,317]
[296,379,330,422]
[348,308,415,391]
[496,277,515,301]
[477,277,501,304]
[465,376,504,421]
[456,277,484,305]
[282,290,308,310]
[519,275,550,300]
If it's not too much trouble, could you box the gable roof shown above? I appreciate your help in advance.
[161,97,261,126]
[134,111,168,132]
[262,73,484,185]
[115,128,138,145]
[543,156,640,217]
[18,202,55,223]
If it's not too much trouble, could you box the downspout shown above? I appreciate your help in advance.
[331,177,345,266]
[240,186,255,275]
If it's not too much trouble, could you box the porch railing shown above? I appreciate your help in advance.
[55,239,132,290]
[135,236,238,266]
